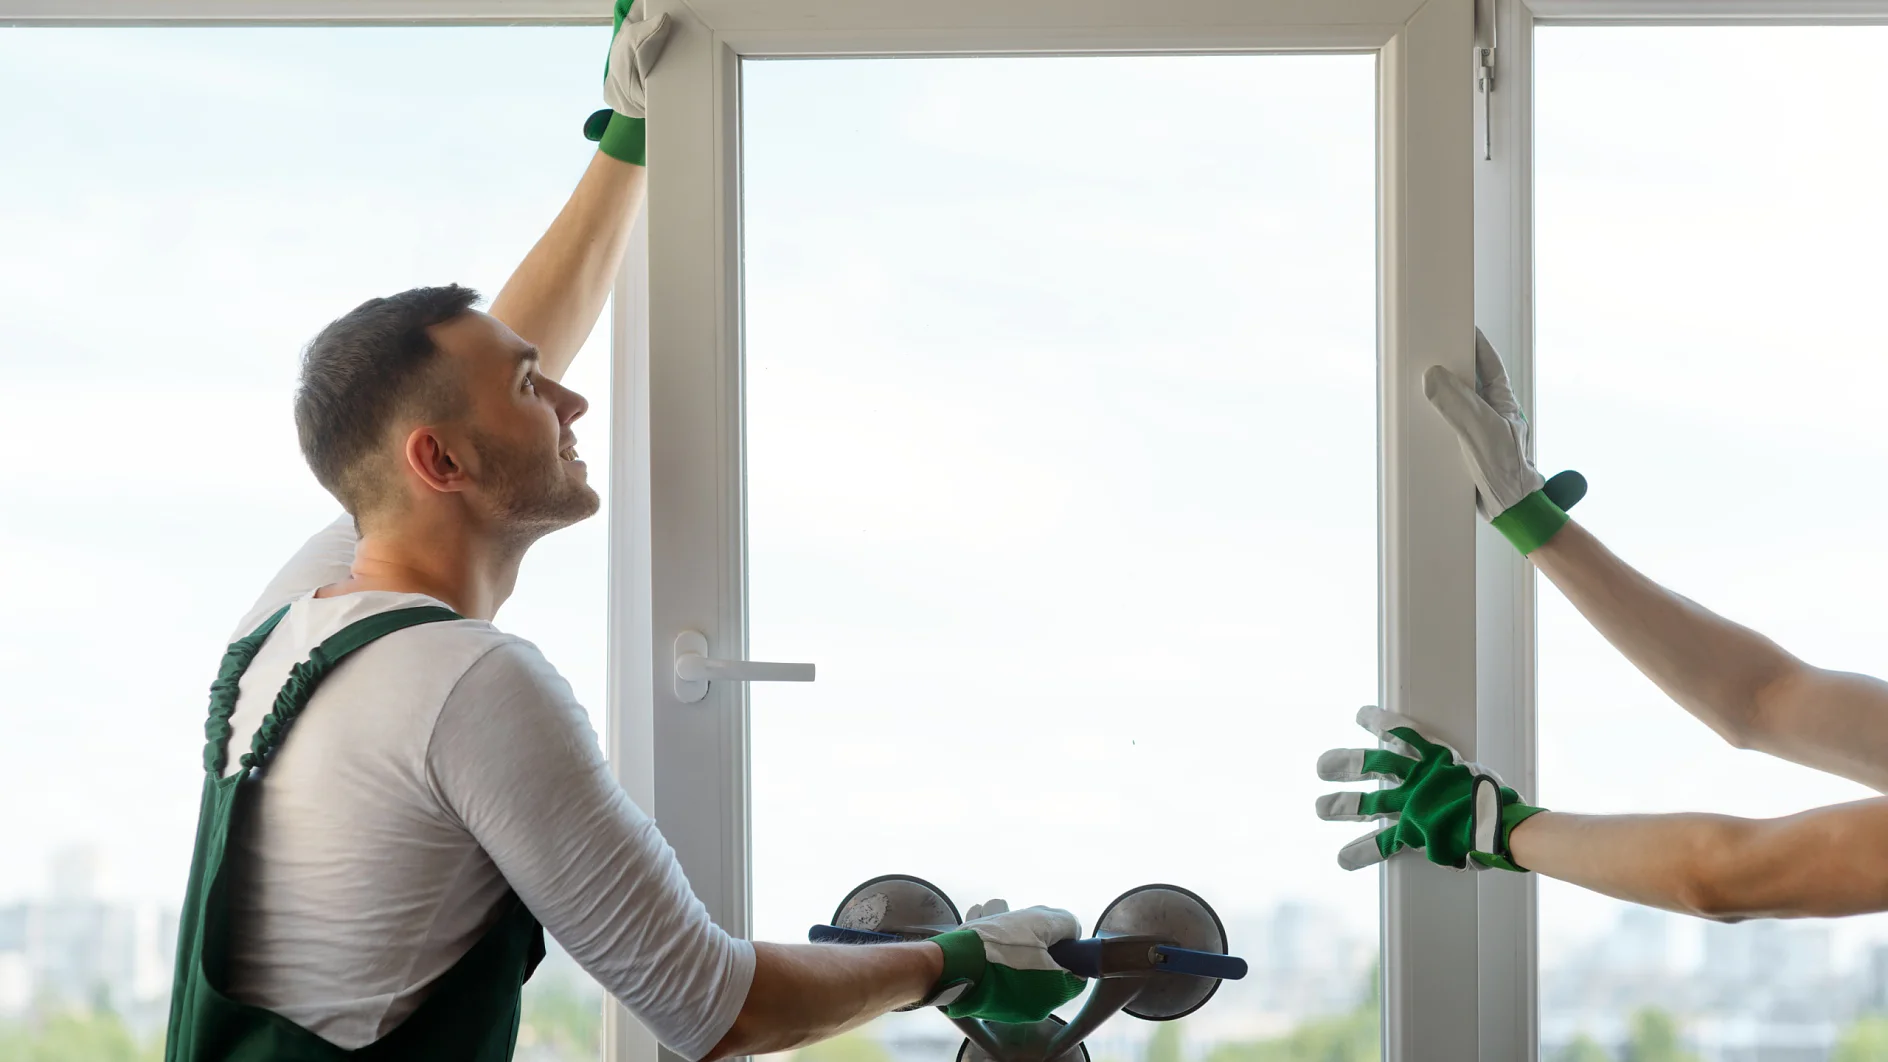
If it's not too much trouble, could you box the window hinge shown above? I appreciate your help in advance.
[1476,0,1498,161]
[1477,44,1496,161]
[1472,44,1487,158]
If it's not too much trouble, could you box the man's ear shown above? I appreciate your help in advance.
[404,426,470,494]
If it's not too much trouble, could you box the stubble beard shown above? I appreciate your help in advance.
[470,429,601,547]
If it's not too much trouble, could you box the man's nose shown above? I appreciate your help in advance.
[547,378,589,424]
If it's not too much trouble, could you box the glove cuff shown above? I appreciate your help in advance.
[1490,489,1569,555]
[585,110,648,166]
[912,930,984,1010]
[1472,800,1548,872]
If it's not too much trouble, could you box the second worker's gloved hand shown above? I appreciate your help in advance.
[923,899,1086,1023]
[1423,329,1587,555]
[1315,706,1547,872]
[583,0,673,166]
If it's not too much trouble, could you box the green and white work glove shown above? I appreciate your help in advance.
[582,0,673,166]
[922,900,1087,1024]
[1316,706,1547,872]
[1424,330,1587,555]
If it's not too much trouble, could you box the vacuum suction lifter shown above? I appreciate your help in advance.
[809,876,1248,1062]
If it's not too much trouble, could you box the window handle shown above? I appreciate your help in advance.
[673,630,815,703]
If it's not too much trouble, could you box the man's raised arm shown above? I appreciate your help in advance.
[1426,331,1888,793]
[488,152,644,382]
[488,0,667,381]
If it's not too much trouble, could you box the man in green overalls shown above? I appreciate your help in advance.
[165,8,1088,1060]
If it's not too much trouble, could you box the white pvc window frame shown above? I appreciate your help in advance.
[649,4,1888,1062]
[638,3,1488,1062]
[1469,2,1888,1061]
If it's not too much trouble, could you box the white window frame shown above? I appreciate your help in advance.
[638,3,1489,1062]
[1470,2,1888,1060]
[0,1,598,23]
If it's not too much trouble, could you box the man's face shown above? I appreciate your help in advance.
[430,310,599,538]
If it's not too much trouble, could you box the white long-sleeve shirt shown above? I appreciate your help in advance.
[216,516,754,1058]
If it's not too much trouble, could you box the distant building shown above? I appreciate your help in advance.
[0,847,178,1033]
[1543,907,1868,1062]
[1700,919,1840,1023]
[1193,901,1373,1042]
[1609,904,1675,979]
[0,947,28,1016]
[1867,944,1888,1012]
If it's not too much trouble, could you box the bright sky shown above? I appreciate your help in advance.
[4,16,1888,1042]
[738,53,1379,960]
[738,54,1377,1049]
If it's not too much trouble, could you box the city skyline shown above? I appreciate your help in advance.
[12,841,1888,1062]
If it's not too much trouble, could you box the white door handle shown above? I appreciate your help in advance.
[673,630,815,704]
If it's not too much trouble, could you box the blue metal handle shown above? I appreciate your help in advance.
[811,925,1246,982]
[1045,938,1106,978]
[1044,938,1248,980]
[1048,939,1248,980]
[809,924,902,946]
[1151,945,1248,981]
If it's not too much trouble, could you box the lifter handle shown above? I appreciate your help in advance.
[809,925,1246,981]
[808,925,904,946]
[1048,938,1247,981]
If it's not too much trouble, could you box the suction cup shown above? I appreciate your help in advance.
[954,1014,1090,1062]
[831,874,961,939]
[1094,884,1229,1021]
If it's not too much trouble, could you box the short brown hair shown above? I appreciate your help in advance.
[294,284,480,521]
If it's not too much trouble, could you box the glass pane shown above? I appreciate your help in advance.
[742,56,1379,1062]
[0,27,611,1059]
[1537,27,1888,1062]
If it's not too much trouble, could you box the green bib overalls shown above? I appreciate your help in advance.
[164,604,546,1061]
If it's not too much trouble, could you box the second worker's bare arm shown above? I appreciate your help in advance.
[1531,522,1888,791]
[1315,710,1888,922]
[1426,331,1888,793]
[1510,800,1888,921]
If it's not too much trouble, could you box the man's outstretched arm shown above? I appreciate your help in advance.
[1531,522,1888,792]
[701,942,940,1061]
[709,905,1084,1060]
[1511,799,1888,921]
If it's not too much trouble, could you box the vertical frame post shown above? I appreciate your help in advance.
[1378,0,1482,1058]
[643,0,751,944]
[640,5,750,1060]
[1473,4,1540,1060]
[607,215,662,1062]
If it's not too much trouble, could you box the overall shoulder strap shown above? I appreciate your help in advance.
[236,605,462,774]
[202,606,292,775]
